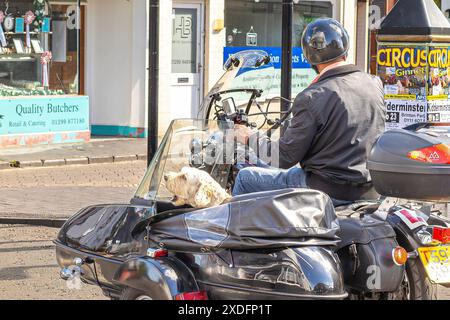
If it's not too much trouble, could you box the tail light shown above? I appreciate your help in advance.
[175,291,208,300]
[432,226,450,244]
[408,144,450,164]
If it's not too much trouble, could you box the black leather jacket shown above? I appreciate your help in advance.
[250,64,385,200]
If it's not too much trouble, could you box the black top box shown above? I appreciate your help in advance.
[367,123,450,202]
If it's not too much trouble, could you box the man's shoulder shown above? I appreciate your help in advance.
[294,81,337,109]
[294,84,326,102]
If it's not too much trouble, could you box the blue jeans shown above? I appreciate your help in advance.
[233,167,307,196]
[232,166,351,207]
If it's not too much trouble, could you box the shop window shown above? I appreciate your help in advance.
[224,0,334,98]
[225,0,333,48]
[0,0,83,97]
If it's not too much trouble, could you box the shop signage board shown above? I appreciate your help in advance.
[223,46,315,97]
[377,42,450,130]
[0,96,89,135]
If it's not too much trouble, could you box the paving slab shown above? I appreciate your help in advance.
[65,158,89,166]
[18,160,43,168]
[42,159,66,167]
[88,155,114,164]
[0,162,11,170]
[114,155,138,162]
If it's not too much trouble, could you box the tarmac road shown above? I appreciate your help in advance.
[0,224,106,300]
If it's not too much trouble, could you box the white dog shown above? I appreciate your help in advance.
[164,167,231,209]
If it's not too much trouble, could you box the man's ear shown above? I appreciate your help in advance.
[194,183,213,208]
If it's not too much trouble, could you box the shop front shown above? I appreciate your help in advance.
[0,0,89,147]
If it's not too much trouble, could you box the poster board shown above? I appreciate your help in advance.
[377,42,450,130]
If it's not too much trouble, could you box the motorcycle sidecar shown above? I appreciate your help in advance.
[55,189,348,300]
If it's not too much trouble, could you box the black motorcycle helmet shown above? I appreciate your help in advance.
[301,18,350,66]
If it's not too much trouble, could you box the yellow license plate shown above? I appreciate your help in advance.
[418,246,450,284]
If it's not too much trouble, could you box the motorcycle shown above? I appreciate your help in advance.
[55,50,450,300]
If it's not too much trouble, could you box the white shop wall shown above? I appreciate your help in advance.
[338,0,357,65]
[85,0,224,137]
[86,0,147,135]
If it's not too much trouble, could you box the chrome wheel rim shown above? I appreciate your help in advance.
[402,272,412,300]
[391,272,411,300]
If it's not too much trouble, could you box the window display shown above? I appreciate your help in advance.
[0,0,80,97]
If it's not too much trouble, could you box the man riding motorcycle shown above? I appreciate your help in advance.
[233,18,385,205]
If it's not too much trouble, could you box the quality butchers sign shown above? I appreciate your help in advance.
[0,96,89,135]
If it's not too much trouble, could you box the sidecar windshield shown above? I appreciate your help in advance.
[134,119,235,204]
[199,50,276,120]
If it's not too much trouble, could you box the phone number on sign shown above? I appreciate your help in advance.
[51,118,86,126]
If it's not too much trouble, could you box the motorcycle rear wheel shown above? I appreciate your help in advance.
[389,259,437,300]
[405,259,437,300]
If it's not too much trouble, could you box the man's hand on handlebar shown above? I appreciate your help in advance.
[234,124,256,145]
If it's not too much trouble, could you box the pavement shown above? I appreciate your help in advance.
[0,137,147,169]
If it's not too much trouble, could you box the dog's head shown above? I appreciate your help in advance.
[164,170,195,204]
[164,167,227,208]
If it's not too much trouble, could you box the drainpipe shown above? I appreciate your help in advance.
[281,0,293,130]
[148,0,159,166]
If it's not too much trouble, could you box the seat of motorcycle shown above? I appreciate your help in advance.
[334,201,380,217]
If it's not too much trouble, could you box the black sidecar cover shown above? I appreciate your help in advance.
[149,189,340,251]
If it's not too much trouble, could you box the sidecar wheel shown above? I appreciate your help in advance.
[120,288,153,301]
